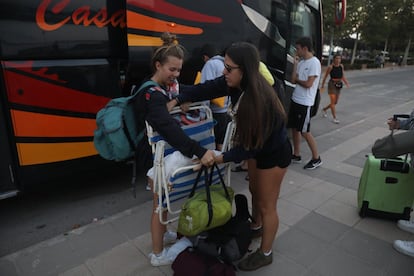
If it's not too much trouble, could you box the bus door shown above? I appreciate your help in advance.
[0,79,18,199]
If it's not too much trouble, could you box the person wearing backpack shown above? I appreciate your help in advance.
[200,43,230,151]
[143,33,218,267]
[169,42,292,271]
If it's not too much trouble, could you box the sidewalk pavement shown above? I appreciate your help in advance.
[1,77,414,276]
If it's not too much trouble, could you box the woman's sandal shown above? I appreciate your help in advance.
[231,165,248,172]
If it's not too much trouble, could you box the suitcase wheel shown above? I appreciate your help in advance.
[402,207,412,221]
[359,201,369,218]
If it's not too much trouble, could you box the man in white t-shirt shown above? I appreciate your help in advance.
[288,37,322,170]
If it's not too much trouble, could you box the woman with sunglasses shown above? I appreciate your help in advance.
[170,42,292,271]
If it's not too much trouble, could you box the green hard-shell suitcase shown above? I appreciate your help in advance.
[358,154,414,220]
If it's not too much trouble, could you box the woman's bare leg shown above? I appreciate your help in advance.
[254,166,287,252]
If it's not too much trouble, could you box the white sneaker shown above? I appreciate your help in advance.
[397,220,414,234]
[150,248,173,266]
[322,110,328,118]
[332,118,340,124]
[145,183,151,191]
[393,240,414,258]
[163,231,177,244]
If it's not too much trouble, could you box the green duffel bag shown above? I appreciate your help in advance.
[178,165,234,237]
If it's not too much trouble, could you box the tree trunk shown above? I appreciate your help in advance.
[351,33,359,65]
[328,28,334,66]
[402,36,411,66]
[383,38,388,52]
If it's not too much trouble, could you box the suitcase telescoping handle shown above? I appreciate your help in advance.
[391,114,410,135]
[383,114,411,172]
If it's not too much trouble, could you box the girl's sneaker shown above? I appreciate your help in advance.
[163,231,177,244]
[291,154,302,163]
[397,220,414,234]
[149,248,173,266]
[393,240,414,258]
[332,118,340,124]
[322,109,328,118]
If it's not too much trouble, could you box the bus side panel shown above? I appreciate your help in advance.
[125,0,288,87]
[0,0,127,60]
[0,0,128,189]
[1,59,123,187]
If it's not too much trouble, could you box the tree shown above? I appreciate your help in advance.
[360,0,402,52]
[391,0,414,65]
[322,0,414,64]
[321,0,368,64]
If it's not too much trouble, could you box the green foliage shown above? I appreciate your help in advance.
[322,0,414,55]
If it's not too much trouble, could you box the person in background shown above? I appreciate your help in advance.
[200,43,231,151]
[320,53,350,124]
[144,32,217,266]
[170,42,292,271]
[288,36,322,170]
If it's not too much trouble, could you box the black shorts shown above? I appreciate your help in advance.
[287,100,312,133]
[213,112,231,145]
[255,139,292,169]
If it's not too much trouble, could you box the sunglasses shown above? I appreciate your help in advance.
[224,63,240,73]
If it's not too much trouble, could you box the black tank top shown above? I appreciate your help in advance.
[330,65,343,79]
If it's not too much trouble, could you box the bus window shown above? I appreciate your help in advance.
[241,0,288,74]
[289,2,318,56]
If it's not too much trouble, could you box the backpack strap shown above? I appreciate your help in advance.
[126,80,159,151]
[129,80,158,198]
[132,80,159,96]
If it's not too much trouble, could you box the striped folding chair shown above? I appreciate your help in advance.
[146,102,235,224]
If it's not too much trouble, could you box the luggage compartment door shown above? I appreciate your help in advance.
[0,101,18,199]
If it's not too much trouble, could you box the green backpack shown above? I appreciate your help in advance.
[93,80,157,161]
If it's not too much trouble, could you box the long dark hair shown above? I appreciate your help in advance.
[226,42,286,150]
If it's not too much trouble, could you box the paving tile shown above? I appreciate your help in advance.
[344,148,371,168]
[301,269,324,276]
[133,232,152,257]
[85,242,146,276]
[383,248,414,276]
[315,199,360,226]
[284,188,333,211]
[277,222,290,238]
[316,135,344,153]
[238,252,306,276]
[332,188,358,208]
[283,169,318,188]
[334,229,396,269]
[109,203,152,240]
[0,258,18,276]
[58,265,92,276]
[67,223,128,261]
[275,228,330,268]
[279,182,301,198]
[354,217,413,243]
[295,212,350,243]
[310,246,385,276]
[306,181,344,196]
[321,149,351,165]
[304,166,360,190]
[278,199,310,226]
[13,237,79,276]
